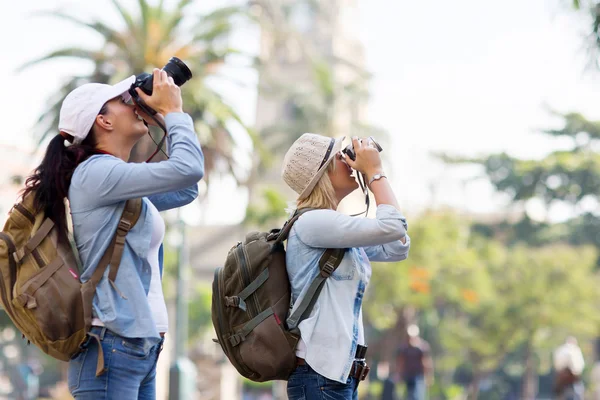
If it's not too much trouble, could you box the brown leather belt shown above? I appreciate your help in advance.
[296,357,370,381]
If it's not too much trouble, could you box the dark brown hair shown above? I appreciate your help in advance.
[21,104,109,233]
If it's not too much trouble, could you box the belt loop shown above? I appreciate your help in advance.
[99,327,107,341]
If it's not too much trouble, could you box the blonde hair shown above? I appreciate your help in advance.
[297,160,338,210]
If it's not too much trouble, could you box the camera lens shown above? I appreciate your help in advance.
[162,57,193,87]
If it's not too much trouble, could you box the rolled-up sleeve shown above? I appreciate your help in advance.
[294,205,409,252]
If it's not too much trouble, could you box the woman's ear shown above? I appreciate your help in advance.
[95,113,113,131]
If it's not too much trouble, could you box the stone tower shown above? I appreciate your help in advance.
[253,0,370,213]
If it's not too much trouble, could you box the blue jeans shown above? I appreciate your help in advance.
[287,363,358,400]
[68,327,164,400]
[404,375,426,400]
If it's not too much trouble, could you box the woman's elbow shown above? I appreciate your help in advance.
[394,251,409,262]
[379,220,408,242]
[190,165,204,182]
[188,157,204,182]
[176,160,204,184]
[183,184,199,204]
[393,235,411,261]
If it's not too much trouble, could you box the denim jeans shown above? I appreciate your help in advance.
[404,375,426,400]
[68,327,164,400]
[287,364,358,400]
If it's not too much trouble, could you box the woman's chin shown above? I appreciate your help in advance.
[137,123,149,136]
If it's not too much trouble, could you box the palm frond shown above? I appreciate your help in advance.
[137,0,150,38]
[201,5,247,22]
[109,0,138,38]
[32,11,129,49]
[19,48,107,71]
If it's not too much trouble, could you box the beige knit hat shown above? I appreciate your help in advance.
[282,133,345,200]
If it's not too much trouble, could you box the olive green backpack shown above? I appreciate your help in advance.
[0,192,140,374]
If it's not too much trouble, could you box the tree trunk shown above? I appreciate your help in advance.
[520,342,538,400]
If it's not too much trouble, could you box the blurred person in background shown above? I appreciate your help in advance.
[395,325,433,400]
[282,134,410,400]
[553,336,585,400]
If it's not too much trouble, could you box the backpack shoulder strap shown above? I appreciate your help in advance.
[83,198,143,325]
[107,198,142,283]
[275,207,317,244]
[286,247,346,331]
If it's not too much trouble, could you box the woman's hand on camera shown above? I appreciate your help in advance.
[345,136,383,178]
[135,69,183,116]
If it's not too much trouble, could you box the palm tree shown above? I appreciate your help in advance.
[568,0,600,69]
[24,0,262,189]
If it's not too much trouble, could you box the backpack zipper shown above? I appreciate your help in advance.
[235,244,258,317]
[241,245,261,316]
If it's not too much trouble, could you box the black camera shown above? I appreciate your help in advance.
[342,136,383,161]
[128,56,192,98]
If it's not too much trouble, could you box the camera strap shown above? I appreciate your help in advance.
[349,172,370,217]
[130,90,170,162]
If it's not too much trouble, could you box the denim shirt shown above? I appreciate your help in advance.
[286,204,410,383]
[68,113,204,342]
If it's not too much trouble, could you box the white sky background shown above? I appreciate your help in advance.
[0,0,598,225]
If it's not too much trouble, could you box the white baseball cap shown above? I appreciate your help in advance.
[58,75,136,144]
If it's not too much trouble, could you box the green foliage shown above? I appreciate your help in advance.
[244,187,289,227]
[439,242,600,377]
[366,211,482,330]
[442,112,600,207]
[365,210,600,396]
[187,283,213,341]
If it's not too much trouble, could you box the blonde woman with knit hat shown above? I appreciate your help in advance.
[281,133,410,399]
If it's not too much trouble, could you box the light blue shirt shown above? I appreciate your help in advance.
[68,112,204,341]
[286,204,410,383]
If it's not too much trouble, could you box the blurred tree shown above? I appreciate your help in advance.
[442,111,600,263]
[365,211,600,398]
[365,211,487,385]
[568,0,600,68]
[25,0,264,189]
[439,241,600,399]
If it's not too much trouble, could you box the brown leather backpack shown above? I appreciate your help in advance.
[0,192,141,374]
[212,209,345,382]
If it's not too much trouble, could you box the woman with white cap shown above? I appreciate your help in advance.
[281,133,410,399]
[21,69,204,399]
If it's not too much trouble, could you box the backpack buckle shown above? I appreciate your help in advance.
[225,296,247,312]
[13,250,25,264]
[117,219,132,235]
[321,259,336,277]
[229,333,243,347]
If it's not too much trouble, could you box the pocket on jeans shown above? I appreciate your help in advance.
[287,385,306,400]
[67,348,88,392]
[115,337,150,360]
